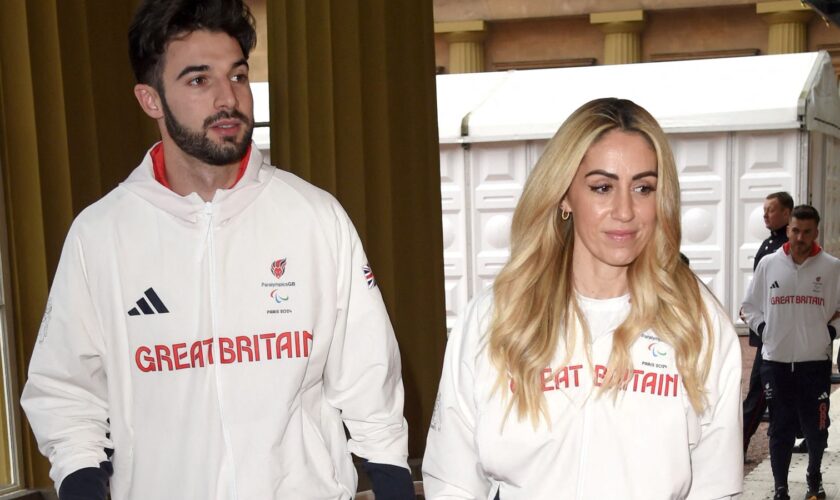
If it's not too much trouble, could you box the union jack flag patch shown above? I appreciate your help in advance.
[362,264,377,289]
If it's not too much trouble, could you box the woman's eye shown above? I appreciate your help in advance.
[590,184,611,194]
[633,184,656,195]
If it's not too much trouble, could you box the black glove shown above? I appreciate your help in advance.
[362,460,415,500]
[58,462,112,500]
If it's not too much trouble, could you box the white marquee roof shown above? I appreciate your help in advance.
[436,51,840,143]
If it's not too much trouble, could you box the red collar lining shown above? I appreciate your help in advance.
[782,241,821,257]
[151,143,251,190]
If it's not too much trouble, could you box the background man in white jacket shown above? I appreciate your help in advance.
[742,191,793,455]
[20,0,414,499]
[742,204,840,500]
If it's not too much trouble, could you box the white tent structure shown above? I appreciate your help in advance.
[252,81,271,156]
[436,51,840,329]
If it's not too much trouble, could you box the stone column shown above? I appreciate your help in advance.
[590,10,645,65]
[435,20,487,73]
[757,1,813,54]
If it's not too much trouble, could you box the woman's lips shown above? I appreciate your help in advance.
[605,230,637,241]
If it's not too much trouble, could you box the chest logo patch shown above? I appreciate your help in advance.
[813,276,823,294]
[648,342,668,358]
[270,258,287,279]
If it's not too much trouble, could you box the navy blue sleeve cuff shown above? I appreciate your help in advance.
[58,462,111,500]
[362,460,415,500]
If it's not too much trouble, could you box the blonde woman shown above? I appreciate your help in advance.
[423,98,742,499]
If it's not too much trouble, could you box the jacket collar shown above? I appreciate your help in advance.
[150,142,251,190]
[121,141,273,224]
[782,241,822,259]
[769,225,787,239]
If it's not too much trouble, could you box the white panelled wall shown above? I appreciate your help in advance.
[441,141,546,330]
[440,144,469,330]
[733,131,800,323]
[671,133,730,302]
[813,133,840,257]
[441,130,805,330]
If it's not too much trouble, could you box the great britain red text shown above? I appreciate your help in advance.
[135,330,313,373]
[514,363,680,398]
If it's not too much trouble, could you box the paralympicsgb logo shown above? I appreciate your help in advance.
[271,258,287,279]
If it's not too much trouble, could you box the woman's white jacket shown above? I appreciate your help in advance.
[424,287,742,500]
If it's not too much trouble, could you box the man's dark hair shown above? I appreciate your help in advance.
[766,191,794,212]
[791,204,820,224]
[128,0,257,87]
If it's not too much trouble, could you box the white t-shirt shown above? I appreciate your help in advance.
[424,286,743,500]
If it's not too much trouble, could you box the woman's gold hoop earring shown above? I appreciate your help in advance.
[561,209,571,221]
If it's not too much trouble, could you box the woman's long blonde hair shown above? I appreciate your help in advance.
[489,98,714,426]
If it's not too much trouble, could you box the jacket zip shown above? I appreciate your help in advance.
[205,202,240,499]
[576,322,600,500]
[575,390,591,500]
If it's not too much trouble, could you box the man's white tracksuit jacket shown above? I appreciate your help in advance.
[742,243,840,363]
[20,144,409,499]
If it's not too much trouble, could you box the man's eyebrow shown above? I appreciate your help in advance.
[583,169,658,180]
[175,58,251,80]
[176,64,209,80]
[176,60,248,81]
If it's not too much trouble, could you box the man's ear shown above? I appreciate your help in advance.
[134,84,164,119]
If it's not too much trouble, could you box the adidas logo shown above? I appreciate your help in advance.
[128,288,170,316]
[818,391,829,400]
[770,281,780,289]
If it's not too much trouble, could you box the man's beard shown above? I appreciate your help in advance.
[160,93,254,166]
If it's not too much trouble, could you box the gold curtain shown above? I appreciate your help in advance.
[0,0,156,488]
[267,0,447,458]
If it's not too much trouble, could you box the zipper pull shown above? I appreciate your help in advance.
[203,202,214,240]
